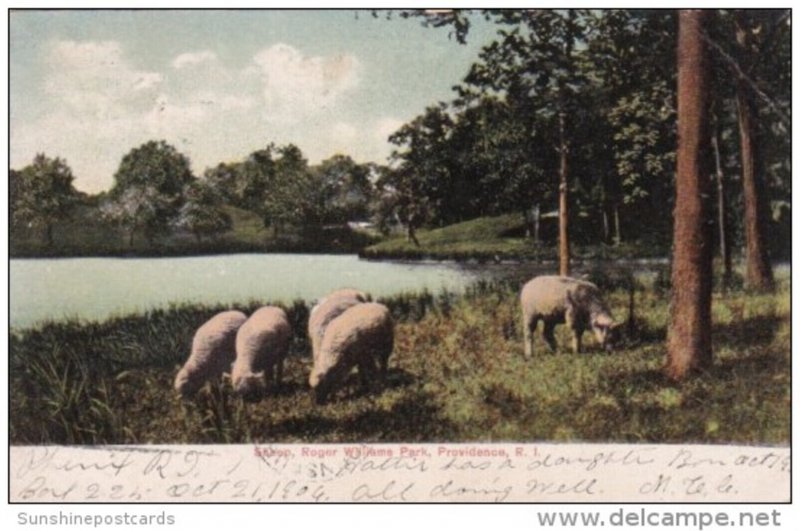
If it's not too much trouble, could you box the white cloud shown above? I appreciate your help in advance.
[251,43,361,121]
[172,50,218,69]
[44,40,162,117]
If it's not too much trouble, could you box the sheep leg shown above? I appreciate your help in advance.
[571,328,583,354]
[358,356,379,393]
[523,313,538,359]
[542,321,558,352]
[565,305,583,354]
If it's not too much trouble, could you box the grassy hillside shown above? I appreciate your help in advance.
[10,272,789,445]
[361,213,666,261]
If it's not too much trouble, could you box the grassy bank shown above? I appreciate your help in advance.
[10,205,380,258]
[361,213,668,261]
[9,270,789,445]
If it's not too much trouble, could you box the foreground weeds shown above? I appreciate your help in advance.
[10,272,789,445]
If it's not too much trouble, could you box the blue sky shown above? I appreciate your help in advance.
[10,9,497,193]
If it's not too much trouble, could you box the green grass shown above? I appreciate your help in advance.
[9,272,789,445]
[361,213,668,261]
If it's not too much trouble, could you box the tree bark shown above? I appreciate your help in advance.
[558,111,570,277]
[613,204,622,246]
[735,14,774,291]
[665,10,714,381]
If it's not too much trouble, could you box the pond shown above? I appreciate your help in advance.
[9,254,671,330]
[9,254,485,329]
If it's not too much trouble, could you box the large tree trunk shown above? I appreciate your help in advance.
[665,10,714,381]
[558,111,570,277]
[711,111,732,287]
[735,14,774,291]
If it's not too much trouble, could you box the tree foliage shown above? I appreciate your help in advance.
[107,140,196,244]
[10,154,78,245]
[173,181,233,242]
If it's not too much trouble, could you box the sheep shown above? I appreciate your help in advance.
[520,275,616,357]
[309,302,393,404]
[174,310,248,398]
[232,306,292,399]
[307,288,367,363]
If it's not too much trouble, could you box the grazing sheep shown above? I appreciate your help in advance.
[309,302,393,404]
[174,310,248,398]
[520,275,616,357]
[308,288,367,363]
[232,306,291,399]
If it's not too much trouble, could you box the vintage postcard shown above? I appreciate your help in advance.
[5,8,791,508]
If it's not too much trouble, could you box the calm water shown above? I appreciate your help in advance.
[10,254,485,329]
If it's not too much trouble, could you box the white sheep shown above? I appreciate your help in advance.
[174,310,248,398]
[232,306,292,399]
[309,302,393,404]
[520,275,616,357]
[307,288,367,363]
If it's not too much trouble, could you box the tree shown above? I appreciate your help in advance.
[203,162,242,207]
[665,10,714,381]
[101,185,167,247]
[10,154,78,245]
[313,154,374,224]
[587,10,678,246]
[453,10,591,274]
[731,11,776,290]
[386,103,455,243]
[173,181,233,242]
[238,145,277,214]
[261,144,319,235]
[108,140,195,244]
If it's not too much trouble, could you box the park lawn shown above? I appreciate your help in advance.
[9,270,789,445]
[361,213,667,261]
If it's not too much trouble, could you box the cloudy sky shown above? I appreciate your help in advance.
[10,10,496,193]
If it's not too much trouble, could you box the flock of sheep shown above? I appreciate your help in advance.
[174,288,392,404]
[174,276,617,404]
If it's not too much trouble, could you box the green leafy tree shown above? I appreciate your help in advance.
[173,181,233,242]
[449,10,591,274]
[313,154,374,223]
[386,103,455,243]
[238,145,277,214]
[261,144,319,235]
[108,140,195,244]
[203,162,242,207]
[585,10,677,245]
[10,154,78,245]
